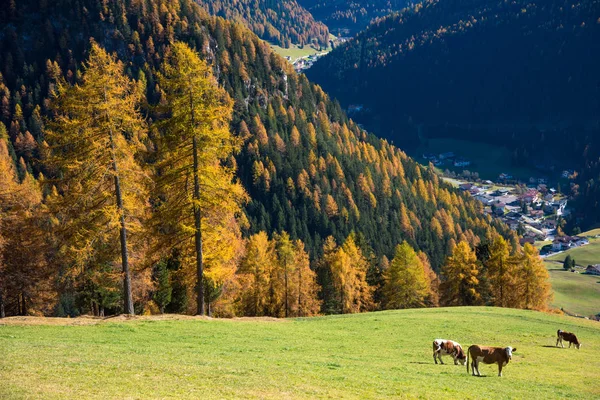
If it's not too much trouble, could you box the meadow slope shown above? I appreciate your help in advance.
[1,308,599,399]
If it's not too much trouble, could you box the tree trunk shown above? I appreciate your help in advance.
[0,287,5,318]
[284,262,289,318]
[109,132,134,315]
[192,123,204,315]
[297,267,302,317]
[105,88,134,316]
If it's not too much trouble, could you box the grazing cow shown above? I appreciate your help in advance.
[432,339,467,365]
[556,329,581,349]
[467,345,516,377]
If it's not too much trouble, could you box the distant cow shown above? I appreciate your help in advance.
[432,339,467,365]
[467,345,516,377]
[556,330,581,349]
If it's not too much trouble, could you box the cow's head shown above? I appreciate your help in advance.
[455,348,467,365]
[576,342,581,349]
[505,347,516,360]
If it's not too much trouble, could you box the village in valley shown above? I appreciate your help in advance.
[420,151,596,261]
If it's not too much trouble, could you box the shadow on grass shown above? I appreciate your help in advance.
[541,345,559,348]
[409,361,433,365]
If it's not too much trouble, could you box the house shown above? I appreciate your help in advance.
[493,203,506,216]
[530,210,544,218]
[585,265,600,275]
[459,183,474,191]
[575,237,589,246]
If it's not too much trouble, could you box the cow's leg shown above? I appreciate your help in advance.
[498,362,503,377]
[471,360,476,376]
[434,351,438,364]
[438,353,444,364]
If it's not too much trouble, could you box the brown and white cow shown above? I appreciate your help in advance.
[557,329,581,349]
[433,339,467,365]
[467,345,516,377]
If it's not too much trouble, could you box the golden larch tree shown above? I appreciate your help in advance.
[383,242,430,309]
[46,42,149,315]
[153,42,246,315]
[441,241,481,306]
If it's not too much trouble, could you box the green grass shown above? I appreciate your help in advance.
[413,138,541,181]
[545,261,600,317]
[269,34,335,63]
[2,308,599,399]
[581,228,600,238]
[547,238,600,267]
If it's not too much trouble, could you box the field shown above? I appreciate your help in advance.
[545,261,600,317]
[413,138,542,181]
[269,34,336,63]
[547,238,600,267]
[2,308,599,399]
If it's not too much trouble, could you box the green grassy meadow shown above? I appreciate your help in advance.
[269,34,335,63]
[2,307,599,399]
[545,262,600,317]
[547,238,600,267]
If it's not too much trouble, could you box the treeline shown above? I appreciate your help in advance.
[0,0,514,317]
[197,0,329,48]
[298,0,411,36]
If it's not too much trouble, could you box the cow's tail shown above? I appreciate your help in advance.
[557,329,562,337]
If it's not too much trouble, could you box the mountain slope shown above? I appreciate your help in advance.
[308,0,600,228]
[0,0,510,269]
[298,0,412,36]
[308,0,600,135]
[195,0,329,48]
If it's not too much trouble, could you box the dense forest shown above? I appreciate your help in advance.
[0,0,544,318]
[298,0,411,36]
[196,0,329,48]
[308,0,600,227]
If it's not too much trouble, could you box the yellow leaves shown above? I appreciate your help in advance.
[324,194,339,217]
[253,115,268,146]
[441,241,481,306]
[290,126,300,147]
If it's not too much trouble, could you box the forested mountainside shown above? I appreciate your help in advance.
[308,0,600,228]
[195,0,329,48]
[0,0,519,317]
[298,0,411,36]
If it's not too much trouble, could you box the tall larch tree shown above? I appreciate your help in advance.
[46,42,149,315]
[153,42,245,315]
[485,236,518,307]
[383,242,430,309]
[517,243,552,310]
[441,241,481,306]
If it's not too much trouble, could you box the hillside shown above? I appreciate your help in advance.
[2,308,599,398]
[0,0,510,270]
[195,0,329,48]
[308,0,600,227]
[298,0,412,36]
[545,262,600,317]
